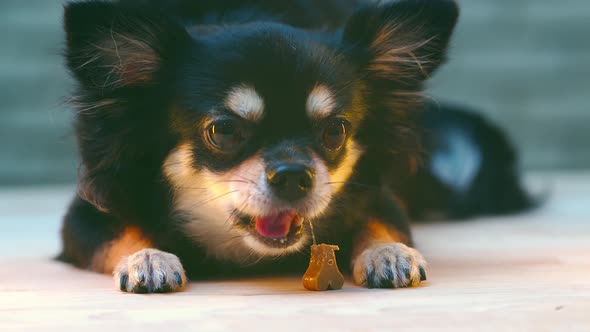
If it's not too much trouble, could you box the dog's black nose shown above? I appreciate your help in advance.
[267,164,314,202]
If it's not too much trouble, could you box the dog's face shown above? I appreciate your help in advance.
[64,1,458,261]
[163,27,367,257]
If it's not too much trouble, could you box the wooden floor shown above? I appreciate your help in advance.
[1,173,589,331]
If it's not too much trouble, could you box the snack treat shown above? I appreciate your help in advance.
[302,244,344,291]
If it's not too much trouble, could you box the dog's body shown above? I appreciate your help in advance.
[59,0,530,293]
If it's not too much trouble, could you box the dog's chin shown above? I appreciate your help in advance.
[236,210,308,256]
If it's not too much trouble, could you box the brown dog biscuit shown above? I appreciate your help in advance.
[302,244,344,291]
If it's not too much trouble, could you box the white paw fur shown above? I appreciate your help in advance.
[114,248,187,293]
[352,243,427,288]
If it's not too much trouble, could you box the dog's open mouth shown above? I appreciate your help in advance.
[239,210,305,248]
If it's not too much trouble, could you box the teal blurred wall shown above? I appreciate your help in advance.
[1,0,76,185]
[1,0,589,186]
[429,0,590,172]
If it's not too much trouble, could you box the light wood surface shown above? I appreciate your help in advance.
[0,173,589,331]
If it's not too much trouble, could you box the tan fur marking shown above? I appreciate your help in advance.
[91,226,153,274]
[327,141,363,194]
[306,85,336,119]
[367,220,408,243]
[224,85,265,121]
[352,219,410,259]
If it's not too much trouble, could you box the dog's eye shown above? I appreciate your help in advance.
[206,120,246,153]
[322,119,348,151]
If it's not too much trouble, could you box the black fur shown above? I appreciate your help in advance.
[403,102,533,220]
[59,0,530,284]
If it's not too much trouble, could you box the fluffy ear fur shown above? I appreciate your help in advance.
[342,0,459,184]
[343,0,459,86]
[64,0,190,90]
[64,1,190,215]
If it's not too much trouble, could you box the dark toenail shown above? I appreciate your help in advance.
[132,285,148,294]
[174,272,182,286]
[419,267,427,281]
[155,284,171,293]
[403,267,411,280]
[379,277,395,289]
[366,271,376,288]
[382,269,395,288]
[120,274,128,291]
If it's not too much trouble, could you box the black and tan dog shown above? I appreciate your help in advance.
[59,0,530,293]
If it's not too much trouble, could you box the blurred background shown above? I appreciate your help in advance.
[1,0,589,187]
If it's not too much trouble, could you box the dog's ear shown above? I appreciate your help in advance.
[342,0,459,86]
[342,1,458,179]
[64,1,190,90]
[64,1,190,214]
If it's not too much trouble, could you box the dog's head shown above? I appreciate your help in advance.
[64,0,458,261]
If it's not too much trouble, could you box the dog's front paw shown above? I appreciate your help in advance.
[114,248,187,293]
[352,243,427,289]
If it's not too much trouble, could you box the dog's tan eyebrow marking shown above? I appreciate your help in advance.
[306,84,336,119]
[224,85,265,122]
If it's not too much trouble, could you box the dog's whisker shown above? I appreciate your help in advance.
[225,194,250,227]
[192,190,239,208]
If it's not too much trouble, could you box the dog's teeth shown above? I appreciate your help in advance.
[280,238,286,244]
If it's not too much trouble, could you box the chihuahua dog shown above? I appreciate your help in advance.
[59,0,530,293]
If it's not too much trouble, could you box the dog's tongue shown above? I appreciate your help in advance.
[255,211,298,239]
